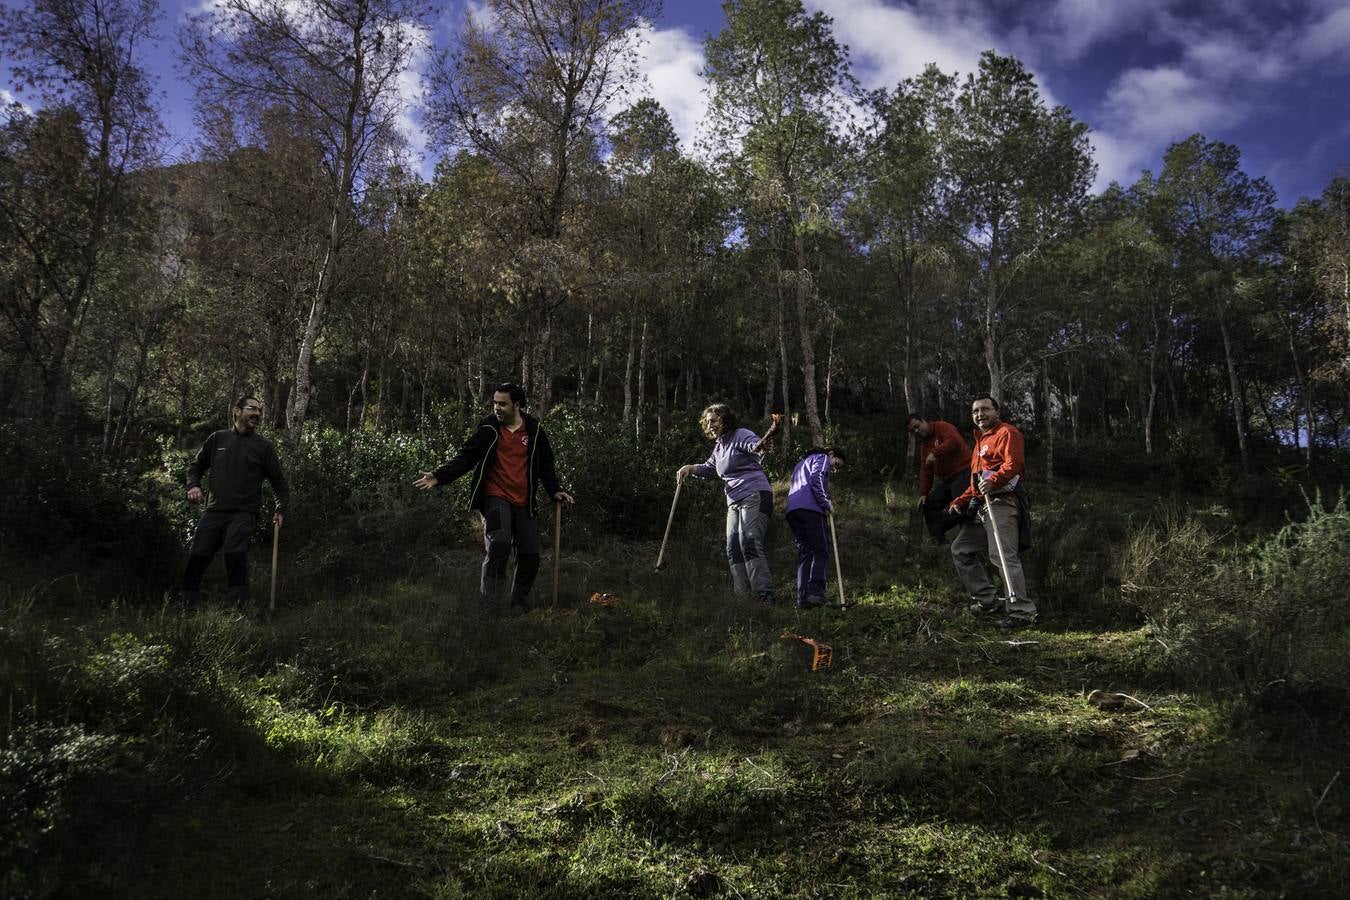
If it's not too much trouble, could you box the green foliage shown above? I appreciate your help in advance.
[1053,432,1159,486]
[1162,417,1233,492]
[1026,491,1134,620]
[3,488,1350,896]
[544,404,711,537]
[0,423,179,583]
[1120,493,1350,707]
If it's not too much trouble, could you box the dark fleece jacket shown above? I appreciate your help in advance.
[431,413,563,517]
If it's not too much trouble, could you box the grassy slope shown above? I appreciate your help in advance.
[4,482,1347,898]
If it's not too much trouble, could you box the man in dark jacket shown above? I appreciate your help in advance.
[415,383,574,609]
[182,396,289,604]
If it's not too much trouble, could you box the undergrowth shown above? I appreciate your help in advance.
[1,482,1347,897]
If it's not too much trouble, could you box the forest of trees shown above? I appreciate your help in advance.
[6,3,1350,894]
[1,0,1347,472]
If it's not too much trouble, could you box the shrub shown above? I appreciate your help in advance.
[1119,493,1350,710]
[1026,492,1133,619]
[1052,432,1158,486]
[0,422,180,585]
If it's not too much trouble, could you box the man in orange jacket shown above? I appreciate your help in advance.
[906,413,969,543]
[947,395,1036,629]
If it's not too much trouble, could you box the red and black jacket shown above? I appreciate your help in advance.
[431,413,563,517]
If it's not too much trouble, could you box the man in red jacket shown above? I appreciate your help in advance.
[947,395,1036,629]
[415,382,574,611]
[906,413,969,543]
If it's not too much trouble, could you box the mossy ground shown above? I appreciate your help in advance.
[3,482,1347,897]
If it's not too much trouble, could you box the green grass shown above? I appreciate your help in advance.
[2,482,1347,898]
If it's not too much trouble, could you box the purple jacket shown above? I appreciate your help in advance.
[786,451,832,515]
[692,427,772,504]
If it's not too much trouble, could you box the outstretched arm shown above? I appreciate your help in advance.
[415,425,494,491]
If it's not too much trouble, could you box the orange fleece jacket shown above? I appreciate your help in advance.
[952,420,1025,507]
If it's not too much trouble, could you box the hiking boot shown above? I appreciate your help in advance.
[797,594,827,610]
[757,591,779,605]
[968,596,1003,615]
[993,613,1037,630]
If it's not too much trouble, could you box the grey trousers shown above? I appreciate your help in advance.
[726,490,774,598]
[480,496,541,605]
[950,495,1035,617]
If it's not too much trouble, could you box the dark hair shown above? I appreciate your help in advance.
[905,412,925,425]
[235,395,261,411]
[700,403,738,435]
[806,446,846,462]
[971,394,1000,411]
[493,382,526,407]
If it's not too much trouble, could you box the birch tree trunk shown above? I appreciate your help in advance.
[623,311,636,425]
[636,316,649,443]
[1043,357,1055,484]
[776,276,793,454]
[792,232,824,446]
[1216,301,1250,474]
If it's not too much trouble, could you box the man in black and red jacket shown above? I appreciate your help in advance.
[416,383,573,609]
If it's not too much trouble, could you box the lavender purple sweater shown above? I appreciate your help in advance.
[692,428,772,504]
[786,451,832,515]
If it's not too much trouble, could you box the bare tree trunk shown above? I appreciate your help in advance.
[791,234,823,446]
[824,310,836,425]
[288,224,338,440]
[358,343,371,428]
[1144,307,1160,455]
[535,313,555,416]
[1068,368,1079,445]
[595,337,605,406]
[622,311,635,425]
[579,311,592,401]
[657,345,667,438]
[1216,303,1250,474]
[636,316,648,442]
[763,354,776,421]
[1043,357,1055,484]
[374,355,388,431]
[1278,310,1314,464]
[983,223,1004,399]
[100,346,118,455]
[776,277,792,455]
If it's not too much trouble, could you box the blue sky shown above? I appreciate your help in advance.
[3,0,1348,206]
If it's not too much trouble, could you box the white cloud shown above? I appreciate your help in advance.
[629,23,708,151]
[809,0,992,89]
[1087,65,1249,190]
[1041,0,1150,59]
[1299,5,1350,60]
[1101,67,1243,142]
[0,87,33,120]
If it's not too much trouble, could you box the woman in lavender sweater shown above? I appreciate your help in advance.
[676,404,777,603]
[785,447,845,608]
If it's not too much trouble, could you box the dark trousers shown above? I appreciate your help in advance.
[922,469,971,542]
[786,509,831,606]
[480,496,541,606]
[182,509,257,598]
